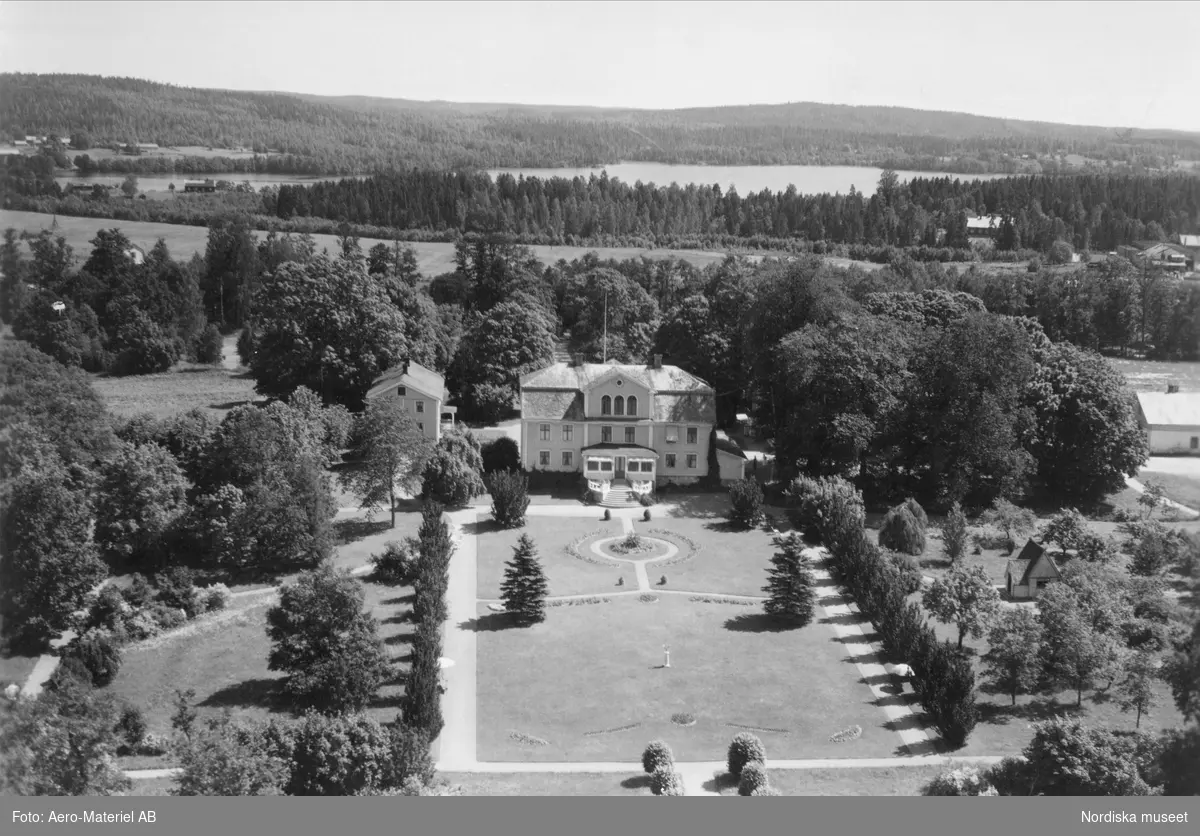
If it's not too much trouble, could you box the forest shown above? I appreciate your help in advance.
[4,73,1200,175]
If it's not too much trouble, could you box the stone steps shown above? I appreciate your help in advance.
[601,488,642,509]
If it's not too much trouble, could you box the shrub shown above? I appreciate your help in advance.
[984,757,1032,796]
[889,551,924,595]
[488,469,530,528]
[116,705,148,752]
[86,585,131,633]
[123,611,162,641]
[148,605,188,631]
[154,566,200,617]
[387,723,435,788]
[371,539,420,586]
[642,739,674,774]
[65,629,122,687]
[728,479,765,529]
[195,324,224,365]
[650,766,685,796]
[727,732,766,778]
[879,505,926,555]
[202,583,231,612]
[737,761,769,796]
[903,498,928,528]
[922,766,996,796]
[603,509,611,520]
[480,438,520,475]
[638,491,655,507]
[643,508,652,521]
[47,657,93,691]
[123,574,154,609]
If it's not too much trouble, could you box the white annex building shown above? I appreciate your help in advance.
[1135,387,1200,455]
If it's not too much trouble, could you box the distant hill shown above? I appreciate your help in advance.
[3,73,1199,175]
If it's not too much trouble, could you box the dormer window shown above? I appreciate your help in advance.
[601,395,612,415]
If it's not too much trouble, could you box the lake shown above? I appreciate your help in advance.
[486,163,1013,195]
[56,163,1012,198]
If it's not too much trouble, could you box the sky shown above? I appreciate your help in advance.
[2,0,1199,132]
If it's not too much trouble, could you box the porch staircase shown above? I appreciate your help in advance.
[601,479,642,509]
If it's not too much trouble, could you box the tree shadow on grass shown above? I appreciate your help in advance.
[384,630,415,647]
[620,774,652,790]
[703,519,742,533]
[381,593,415,607]
[458,613,519,632]
[977,698,1082,727]
[723,613,795,633]
[334,519,392,545]
[463,519,502,538]
[707,772,737,793]
[819,612,864,627]
[381,611,412,625]
[370,692,406,711]
[201,677,285,712]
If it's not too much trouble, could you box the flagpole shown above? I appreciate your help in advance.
[602,291,608,363]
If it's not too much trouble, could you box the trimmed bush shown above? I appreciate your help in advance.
[728,479,764,529]
[371,539,420,586]
[879,505,926,555]
[642,739,674,774]
[727,732,766,778]
[650,766,685,796]
[488,470,530,528]
[643,508,652,521]
[480,438,521,475]
[603,509,611,520]
[737,761,769,796]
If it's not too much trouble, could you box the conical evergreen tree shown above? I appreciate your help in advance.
[501,533,548,625]
[762,533,817,626]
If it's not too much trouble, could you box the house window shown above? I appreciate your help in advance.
[614,395,625,416]
[627,460,639,473]
[562,451,573,467]
[665,453,676,469]
[600,459,613,472]
[562,425,573,442]
[417,422,424,432]
[602,426,613,443]
[539,450,551,467]
[665,425,678,443]
[1192,437,1198,450]
[601,395,612,415]
[587,458,601,471]
[626,395,637,415]
[539,423,551,441]
[415,400,425,414]
[625,426,636,444]
[686,453,698,469]
[396,386,406,396]
[687,426,698,444]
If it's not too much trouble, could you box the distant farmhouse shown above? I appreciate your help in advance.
[1005,539,1062,600]
[1135,387,1200,455]
[1118,241,1193,272]
[183,179,218,193]
[518,355,745,504]
[365,360,456,443]
[965,215,1002,240]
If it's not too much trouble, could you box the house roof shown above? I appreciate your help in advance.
[1005,539,1062,587]
[366,360,447,402]
[653,392,715,423]
[714,436,747,459]
[521,390,585,421]
[966,216,1001,231]
[1179,234,1200,248]
[519,362,713,394]
[1136,391,1200,427]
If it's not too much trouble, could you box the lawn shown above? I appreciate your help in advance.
[441,772,648,796]
[1138,471,1200,511]
[636,517,777,597]
[90,364,261,420]
[475,595,900,763]
[0,652,38,691]
[106,580,413,750]
[474,514,624,599]
[711,765,946,796]
[121,776,176,796]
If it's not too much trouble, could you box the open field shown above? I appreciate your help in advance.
[1138,471,1200,510]
[474,515,624,599]
[106,580,413,748]
[475,594,899,763]
[1,210,743,278]
[1110,357,1200,394]
[90,364,262,420]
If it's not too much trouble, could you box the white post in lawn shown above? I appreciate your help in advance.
[663,644,671,668]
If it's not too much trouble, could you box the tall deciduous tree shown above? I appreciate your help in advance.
[94,440,189,570]
[342,397,434,528]
[501,534,548,625]
[942,502,968,563]
[1037,582,1124,706]
[982,608,1044,705]
[1116,651,1161,729]
[448,299,554,423]
[172,714,291,796]
[979,498,1038,553]
[421,428,486,508]
[266,564,391,714]
[250,254,409,408]
[922,564,1002,648]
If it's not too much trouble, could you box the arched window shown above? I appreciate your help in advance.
[626,395,637,416]
[614,395,625,416]
[601,395,611,415]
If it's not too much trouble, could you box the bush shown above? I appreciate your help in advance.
[488,469,530,528]
[922,766,997,796]
[1026,256,1042,273]
[387,723,435,788]
[371,539,420,586]
[728,479,764,529]
[236,326,255,366]
[195,324,223,365]
[116,705,148,752]
[202,583,231,612]
[155,566,201,617]
[603,509,611,521]
[587,489,604,504]
[889,551,924,595]
[879,504,926,555]
[737,761,769,796]
[642,739,674,774]
[1048,240,1075,265]
[727,732,766,778]
[47,656,93,691]
[65,629,122,687]
[903,498,928,528]
[123,611,162,641]
[480,438,520,475]
[148,605,187,631]
[650,766,685,796]
[643,508,652,521]
[638,491,655,507]
[86,585,131,632]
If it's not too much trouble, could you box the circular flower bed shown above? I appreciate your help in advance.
[596,535,672,560]
[671,712,697,727]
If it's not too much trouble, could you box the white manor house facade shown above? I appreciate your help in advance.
[518,354,745,499]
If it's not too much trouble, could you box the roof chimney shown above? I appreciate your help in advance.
[651,354,663,369]
[1167,383,1180,394]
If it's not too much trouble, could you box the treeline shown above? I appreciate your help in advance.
[4,74,1199,175]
